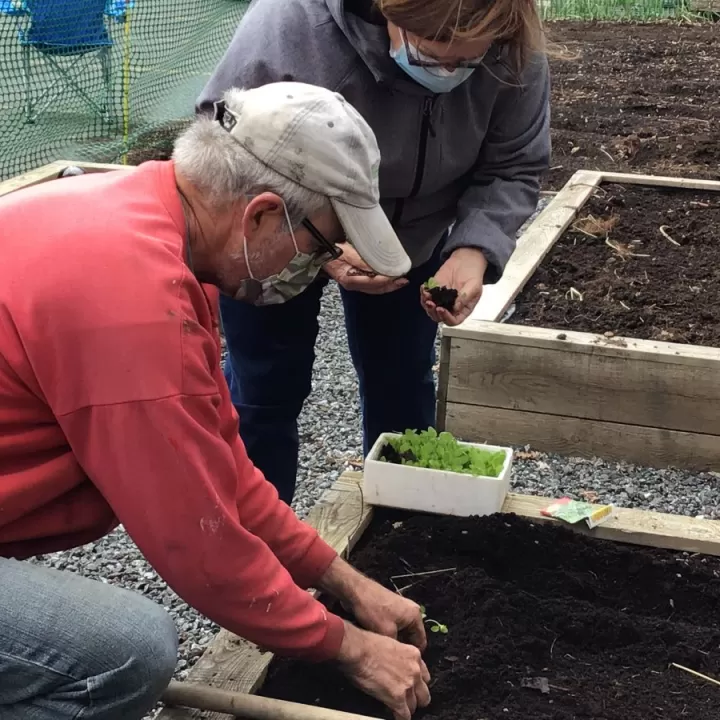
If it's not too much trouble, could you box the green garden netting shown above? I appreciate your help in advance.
[540,0,701,20]
[0,0,249,181]
[1,0,711,182]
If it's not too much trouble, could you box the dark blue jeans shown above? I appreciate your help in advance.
[220,246,443,504]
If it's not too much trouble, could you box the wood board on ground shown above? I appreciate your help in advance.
[438,170,720,472]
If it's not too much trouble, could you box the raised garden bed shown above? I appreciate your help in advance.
[259,508,720,720]
[512,182,720,344]
[544,22,720,191]
[437,170,720,472]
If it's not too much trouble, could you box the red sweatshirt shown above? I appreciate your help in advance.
[0,160,345,661]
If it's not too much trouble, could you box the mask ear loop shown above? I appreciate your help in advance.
[281,201,301,254]
[243,199,298,282]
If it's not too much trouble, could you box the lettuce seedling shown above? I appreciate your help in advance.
[419,604,449,634]
[422,276,457,311]
[380,428,506,478]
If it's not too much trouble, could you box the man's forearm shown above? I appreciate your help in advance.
[318,555,369,605]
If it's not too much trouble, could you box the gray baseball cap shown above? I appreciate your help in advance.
[212,82,411,278]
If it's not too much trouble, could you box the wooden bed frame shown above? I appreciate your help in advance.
[437,170,720,472]
[157,470,720,720]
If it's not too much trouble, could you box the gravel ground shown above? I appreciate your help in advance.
[29,197,719,716]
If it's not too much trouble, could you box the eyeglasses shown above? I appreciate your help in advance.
[302,218,343,265]
[402,30,488,71]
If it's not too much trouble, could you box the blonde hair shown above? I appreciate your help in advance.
[376,0,546,72]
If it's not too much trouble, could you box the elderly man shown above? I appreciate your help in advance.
[0,83,430,720]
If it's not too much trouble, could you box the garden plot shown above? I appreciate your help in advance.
[512,182,720,344]
[437,171,720,472]
[256,478,720,720]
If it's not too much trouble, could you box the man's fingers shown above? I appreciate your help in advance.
[403,616,427,651]
[415,678,431,708]
[391,698,412,720]
[420,658,431,684]
[406,687,417,715]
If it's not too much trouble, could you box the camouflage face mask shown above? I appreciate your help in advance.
[233,202,327,306]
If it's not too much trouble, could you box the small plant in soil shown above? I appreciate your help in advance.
[379,428,506,478]
[419,604,448,634]
[423,276,458,312]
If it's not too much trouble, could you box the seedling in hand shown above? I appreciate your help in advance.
[419,604,449,634]
[423,276,458,312]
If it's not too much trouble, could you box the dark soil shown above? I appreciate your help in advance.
[123,119,192,165]
[260,512,720,720]
[121,25,720,190]
[379,442,417,465]
[427,285,458,312]
[545,23,720,190]
[512,183,720,345]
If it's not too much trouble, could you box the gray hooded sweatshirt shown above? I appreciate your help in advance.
[197,0,551,282]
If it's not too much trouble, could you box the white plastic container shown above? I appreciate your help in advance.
[364,433,513,517]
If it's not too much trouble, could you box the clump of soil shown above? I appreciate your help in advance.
[260,512,720,720]
[545,23,720,190]
[512,183,720,346]
[426,285,458,311]
[379,443,416,464]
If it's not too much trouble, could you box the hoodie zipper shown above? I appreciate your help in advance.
[391,96,436,227]
[409,96,436,198]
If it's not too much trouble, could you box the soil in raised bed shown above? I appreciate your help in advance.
[511,183,720,346]
[259,511,720,720]
[545,23,720,190]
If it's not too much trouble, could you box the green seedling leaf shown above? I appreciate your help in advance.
[382,428,507,478]
[423,277,439,290]
[425,618,449,634]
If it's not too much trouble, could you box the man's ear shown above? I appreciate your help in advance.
[242,193,285,241]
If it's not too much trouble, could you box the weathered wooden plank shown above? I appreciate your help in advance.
[445,320,720,367]
[434,334,452,432]
[599,172,720,191]
[445,402,720,472]
[0,162,64,197]
[157,475,371,720]
[502,492,720,556]
[0,160,131,198]
[449,170,603,328]
[445,334,720,435]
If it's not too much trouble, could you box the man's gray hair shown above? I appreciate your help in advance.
[172,104,327,228]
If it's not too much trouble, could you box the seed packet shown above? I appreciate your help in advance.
[541,497,614,529]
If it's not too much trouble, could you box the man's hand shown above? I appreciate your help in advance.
[319,557,426,650]
[337,621,431,720]
[324,243,408,295]
[420,247,488,326]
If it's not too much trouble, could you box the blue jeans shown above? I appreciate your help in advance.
[0,557,178,719]
[221,245,443,504]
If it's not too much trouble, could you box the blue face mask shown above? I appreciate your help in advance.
[389,42,476,94]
